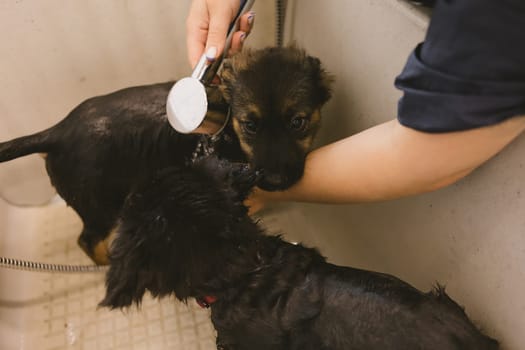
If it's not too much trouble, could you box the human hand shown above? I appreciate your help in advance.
[186,0,255,68]
[244,187,274,216]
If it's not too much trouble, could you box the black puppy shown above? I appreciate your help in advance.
[101,157,498,350]
[0,46,332,264]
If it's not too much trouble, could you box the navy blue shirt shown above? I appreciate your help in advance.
[395,0,525,132]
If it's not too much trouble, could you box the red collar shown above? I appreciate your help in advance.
[196,295,218,308]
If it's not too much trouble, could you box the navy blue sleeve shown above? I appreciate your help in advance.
[395,0,525,132]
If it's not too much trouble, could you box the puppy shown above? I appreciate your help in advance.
[101,156,498,350]
[220,46,332,190]
[0,46,332,264]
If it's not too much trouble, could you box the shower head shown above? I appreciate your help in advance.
[166,0,255,134]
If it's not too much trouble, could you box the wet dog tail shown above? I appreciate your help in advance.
[0,128,56,162]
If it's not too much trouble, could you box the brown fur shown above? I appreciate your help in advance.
[219,46,333,190]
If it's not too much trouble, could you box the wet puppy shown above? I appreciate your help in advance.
[220,47,332,190]
[0,46,332,264]
[101,156,498,350]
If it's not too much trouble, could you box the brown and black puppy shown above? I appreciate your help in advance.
[101,156,498,350]
[0,46,332,264]
[221,47,332,190]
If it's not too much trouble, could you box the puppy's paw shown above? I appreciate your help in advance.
[99,239,150,310]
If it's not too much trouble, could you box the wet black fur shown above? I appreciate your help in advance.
[101,156,498,350]
[0,46,332,264]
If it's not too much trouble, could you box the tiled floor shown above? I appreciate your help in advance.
[0,200,216,350]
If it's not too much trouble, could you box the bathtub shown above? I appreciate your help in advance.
[1,1,524,349]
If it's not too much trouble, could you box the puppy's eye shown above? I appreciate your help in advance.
[290,116,309,132]
[242,120,258,135]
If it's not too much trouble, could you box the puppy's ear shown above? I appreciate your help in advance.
[98,224,154,309]
[99,173,190,309]
[306,55,334,106]
[99,208,187,309]
[219,49,255,102]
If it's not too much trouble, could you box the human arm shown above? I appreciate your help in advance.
[245,0,525,210]
[186,0,254,68]
[246,116,525,210]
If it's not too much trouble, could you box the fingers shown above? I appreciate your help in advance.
[229,12,255,56]
[229,31,247,57]
[205,2,238,60]
[186,0,240,68]
[186,0,256,68]
[244,186,268,216]
[186,0,211,68]
[239,11,255,34]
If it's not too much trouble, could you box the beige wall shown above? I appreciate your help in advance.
[263,1,525,349]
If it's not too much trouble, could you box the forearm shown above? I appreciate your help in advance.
[258,116,525,204]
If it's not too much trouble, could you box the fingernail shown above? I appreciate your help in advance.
[240,33,246,44]
[248,11,255,26]
[205,46,217,61]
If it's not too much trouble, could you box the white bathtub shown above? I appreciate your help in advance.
[1,1,524,349]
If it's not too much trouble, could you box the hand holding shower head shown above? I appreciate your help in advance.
[166,0,255,134]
